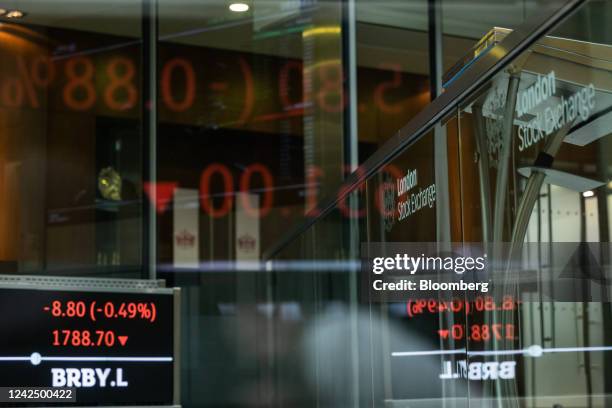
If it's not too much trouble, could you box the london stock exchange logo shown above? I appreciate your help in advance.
[381,172,396,232]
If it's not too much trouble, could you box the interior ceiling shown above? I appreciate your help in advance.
[0,0,525,75]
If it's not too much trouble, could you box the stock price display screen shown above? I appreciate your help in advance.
[0,287,175,405]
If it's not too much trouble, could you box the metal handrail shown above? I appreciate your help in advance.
[264,0,586,260]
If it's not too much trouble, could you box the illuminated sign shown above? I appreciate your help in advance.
[0,285,178,406]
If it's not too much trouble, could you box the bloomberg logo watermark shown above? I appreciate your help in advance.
[362,242,612,303]
[362,243,491,302]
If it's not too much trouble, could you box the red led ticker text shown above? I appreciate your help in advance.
[406,296,520,344]
[52,329,126,348]
[145,162,406,219]
[406,296,518,318]
[43,300,157,323]
[437,324,517,342]
[1,54,419,221]
[1,55,411,117]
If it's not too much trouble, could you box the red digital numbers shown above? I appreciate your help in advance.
[102,301,154,321]
[63,56,97,111]
[407,296,518,318]
[239,163,274,217]
[43,300,157,323]
[198,162,276,219]
[407,296,519,345]
[316,62,345,113]
[52,329,116,347]
[199,163,234,218]
[439,324,516,342]
[153,161,414,220]
[161,57,196,112]
[51,300,85,317]
[105,57,138,111]
[1,55,140,112]
[45,300,145,349]
[1,51,422,222]
[374,62,405,114]
[1,52,410,119]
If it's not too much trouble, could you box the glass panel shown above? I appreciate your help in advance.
[155,2,348,406]
[270,2,611,407]
[0,1,143,277]
[356,0,431,153]
[364,125,473,406]
[458,1,612,404]
[157,0,346,263]
[256,187,367,406]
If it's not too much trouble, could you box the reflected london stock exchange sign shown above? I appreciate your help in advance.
[0,284,178,406]
[371,132,438,242]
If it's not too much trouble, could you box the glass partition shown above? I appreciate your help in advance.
[270,1,612,406]
[356,0,431,151]
[155,2,350,406]
[0,1,143,277]
[457,2,612,404]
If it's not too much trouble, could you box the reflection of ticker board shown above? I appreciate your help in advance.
[388,296,521,401]
[0,282,178,406]
[0,25,428,138]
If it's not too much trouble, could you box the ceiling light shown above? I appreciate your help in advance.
[6,10,25,19]
[229,3,249,12]
[582,190,594,198]
[0,8,7,16]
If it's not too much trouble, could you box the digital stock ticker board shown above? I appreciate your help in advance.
[0,284,178,406]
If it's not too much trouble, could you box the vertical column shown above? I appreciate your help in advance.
[428,0,452,245]
[303,2,345,205]
[342,3,361,408]
[142,0,158,280]
[301,4,347,407]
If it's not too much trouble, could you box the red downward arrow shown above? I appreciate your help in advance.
[437,329,449,339]
[118,335,128,346]
[143,182,178,214]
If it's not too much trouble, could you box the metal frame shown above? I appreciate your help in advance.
[0,274,169,293]
[142,0,158,280]
[342,0,359,171]
[172,287,181,407]
[264,0,586,260]
[428,0,452,246]
[340,2,362,407]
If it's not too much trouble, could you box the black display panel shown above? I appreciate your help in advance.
[0,286,176,406]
